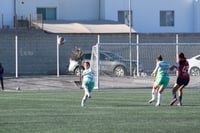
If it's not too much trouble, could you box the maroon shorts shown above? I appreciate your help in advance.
[176,77,190,86]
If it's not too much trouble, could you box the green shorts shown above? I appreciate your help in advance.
[82,80,94,91]
[154,77,169,89]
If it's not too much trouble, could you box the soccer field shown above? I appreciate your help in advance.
[0,89,199,133]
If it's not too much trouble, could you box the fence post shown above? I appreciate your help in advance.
[176,34,179,76]
[57,35,60,77]
[129,0,133,76]
[136,34,140,77]
[15,35,18,78]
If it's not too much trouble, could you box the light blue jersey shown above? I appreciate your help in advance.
[152,61,170,89]
[153,61,170,78]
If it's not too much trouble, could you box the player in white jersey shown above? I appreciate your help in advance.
[148,55,170,107]
[81,62,95,107]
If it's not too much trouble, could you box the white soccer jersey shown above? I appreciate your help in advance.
[82,68,94,82]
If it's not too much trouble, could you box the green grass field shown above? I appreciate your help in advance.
[0,88,199,133]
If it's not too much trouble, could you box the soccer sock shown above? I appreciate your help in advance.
[84,86,90,96]
[81,95,88,105]
[0,79,3,90]
[178,96,182,103]
[172,94,176,99]
[156,93,162,105]
[83,95,87,101]
[151,88,156,100]
[172,88,177,99]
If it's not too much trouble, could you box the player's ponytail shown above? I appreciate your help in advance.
[156,55,163,61]
[179,53,185,59]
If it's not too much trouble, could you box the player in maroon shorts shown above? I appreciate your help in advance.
[170,53,190,106]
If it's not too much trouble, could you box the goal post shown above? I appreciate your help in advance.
[91,44,100,89]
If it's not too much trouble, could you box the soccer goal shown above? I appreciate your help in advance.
[90,42,140,89]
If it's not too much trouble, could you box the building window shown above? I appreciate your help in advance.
[160,10,174,27]
[37,8,57,20]
[118,10,132,26]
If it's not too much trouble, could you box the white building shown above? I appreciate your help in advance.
[102,0,200,33]
[0,0,14,29]
[0,0,200,33]
[15,0,100,21]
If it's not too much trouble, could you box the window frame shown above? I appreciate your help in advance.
[160,10,175,27]
[118,10,132,26]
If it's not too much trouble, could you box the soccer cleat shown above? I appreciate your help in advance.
[81,100,85,107]
[170,98,177,106]
[88,92,92,98]
[148,99,155,103]
[177,103,182,106]
[81,101,85,107]
[155,103,160,107]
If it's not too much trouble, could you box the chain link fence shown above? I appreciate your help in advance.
[97,43,200,76]
[0,31,200,89]
[92,35,200,89]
